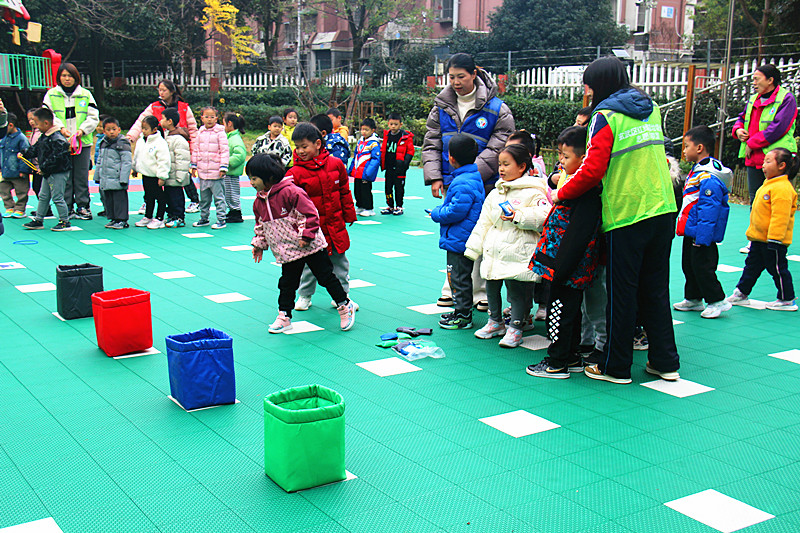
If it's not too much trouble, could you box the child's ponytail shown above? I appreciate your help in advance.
[772,148,800,180]
[224,112,246,134]
[142,115,163,137]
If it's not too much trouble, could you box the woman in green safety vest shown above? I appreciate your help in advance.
[42,63,100,221]
[732,64,797,254]
[552,56,679,385]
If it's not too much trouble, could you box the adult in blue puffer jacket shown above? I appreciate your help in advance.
[430,135,485,326]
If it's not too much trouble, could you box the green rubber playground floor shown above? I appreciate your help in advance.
[2,168,800,533]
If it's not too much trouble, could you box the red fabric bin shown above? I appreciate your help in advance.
[92,288,152,357]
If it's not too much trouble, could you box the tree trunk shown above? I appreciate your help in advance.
[88,32,105,104]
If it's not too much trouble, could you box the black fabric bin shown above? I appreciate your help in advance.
[56,263,104,319]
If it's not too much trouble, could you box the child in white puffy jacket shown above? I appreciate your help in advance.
[132,115,170,229]
[465,144,550,348]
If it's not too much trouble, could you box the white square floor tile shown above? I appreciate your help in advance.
[223,245,252,251]
[738,299,767,310]
[60,226,83,231]
[93,201,104,207]
[404,196,424,200]
[241,195,256,200]
[0,517,64,532]
[80,238,113,245]
[407,303,446,315]
[641,379,715,398]
[0,262,25,270]
[787,254,800,262]
[439,269,447,273]
[403,230,435,236]
[673,319,684,325]
[113,347,161,359]
[52,312,66,322]
[519,335,551,351]
[204,292,251,303]
[665,489,774,532]
[182,232,214,238]
[114,253,150,261]
[768,349,800,365]
[373,251,409,258]
[283,321,324,334]
[348,279,375,288]
[355,220,381,225]
[357,357,423,377]
[16,282,56,293]
[154,270,195,280]
[717,264,744,273]
[242,215,255,220]
[479,410,560,438]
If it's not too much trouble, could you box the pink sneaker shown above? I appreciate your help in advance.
[337,301,356,331]
[499,327,523,348]
[268,311,292,333]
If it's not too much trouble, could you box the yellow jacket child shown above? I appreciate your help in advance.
[746,174,797,246]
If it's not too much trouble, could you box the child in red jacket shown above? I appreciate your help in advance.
[249,154,356,332]
[380,112,415,215]
[286,123,359,313]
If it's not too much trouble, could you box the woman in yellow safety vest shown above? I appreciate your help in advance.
[732,64,797,254]
[552,56,679,385]
[42,63,100,221]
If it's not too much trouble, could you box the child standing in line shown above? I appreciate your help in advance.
[0,112,31,218]
[223,112,246,223]
[309,114,350,165]
[281,108,299,152]
[287,123,358,312]
[727,148,798,311]
[465,144,550,348]
[430,134,484,330]
[95,117,132,229]
[25,108,48,218]
[93,114,109,217]
[674,126,732,319]
[248,153,356,333]
[21,107,72,231]
[326,108,349,139]
[252,116,292,167]
[132,115,170,229]
[160,108,191,228]
[348,118,380,216]
[380,112,415,216]
[527,126,602,377]
[191,107,228,229]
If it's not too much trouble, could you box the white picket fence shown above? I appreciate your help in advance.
[110,57,797,100]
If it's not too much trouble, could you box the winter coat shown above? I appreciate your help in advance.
[133,131,170,180]
[348,133,380,182]
[676,157,730,246]
[286,149,357,254]
[192,124,229,180]
[422,69,515,191]
[325,132,350,165]
[227,130,247,176]
[381,129,415,178]
[165,128,191,187]
[531,180,602,290]
[282,125,296,150]
[252,133,292,167]
[464,175,549,281]
[42,85,99,145]
[251,177,327,263]
[430,163,485,253]
[21,128,71,177]
[746,174,797,246]
[0,129,30,178]
[95,135,132,191]
[128,99,198,149]
[732,87,797,169]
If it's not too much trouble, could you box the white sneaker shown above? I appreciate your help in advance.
[766,299,798,311]
[726,288,750,306]
[146,218,165,229]
[331,299,359,311]
[739,242,751,254]
[211,223,226,230]
[338,301,356,331]
[360,209,376,216]
[137,202,146,215]
[534,305,547,321]
[295,296,312,311]
[355,207,364,215]
[498,327,523,348]
[475,319,506,339]
[135,217,152,227]
[700,300,732,318]
[673,299,705,312]
[268,311,292,333]
[186,202,200,213]
[645,362,680,381]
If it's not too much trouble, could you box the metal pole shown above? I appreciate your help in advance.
[507,50,511,73]
[597,45,601,60]
[706,40,711,74]
[297,0,302,79]
[718,0,735,159]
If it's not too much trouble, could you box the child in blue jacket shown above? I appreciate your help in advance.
[348,118,380,216]
[675,126,731,319]
[309,114,350,165]
[0,112,31,217]
[430,134,485,330]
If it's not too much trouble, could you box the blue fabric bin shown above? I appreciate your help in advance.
[166,328,236,410]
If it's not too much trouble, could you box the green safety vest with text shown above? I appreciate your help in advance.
[596,106,676,232]
[738,86,797,159]
[47,88,94,145]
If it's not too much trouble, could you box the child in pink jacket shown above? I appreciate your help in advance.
[191,107,229,229]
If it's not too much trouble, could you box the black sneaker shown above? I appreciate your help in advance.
[51,220,72,231]
[578,344,594,356]
[104,220,116,228]
[68,210,78,220]
[380,207,393,215]
[583,348,603,365]
[23,219,45,229]
[439,313,473,330]
[97,210,106,217]
[526,359,570,379]
[567,358,585,372]
[76,207,92,220]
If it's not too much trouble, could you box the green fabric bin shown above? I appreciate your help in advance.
[263,384,346,492]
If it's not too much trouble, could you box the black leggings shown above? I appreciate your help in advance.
[278,249,348,317]
[142,176,166,220]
